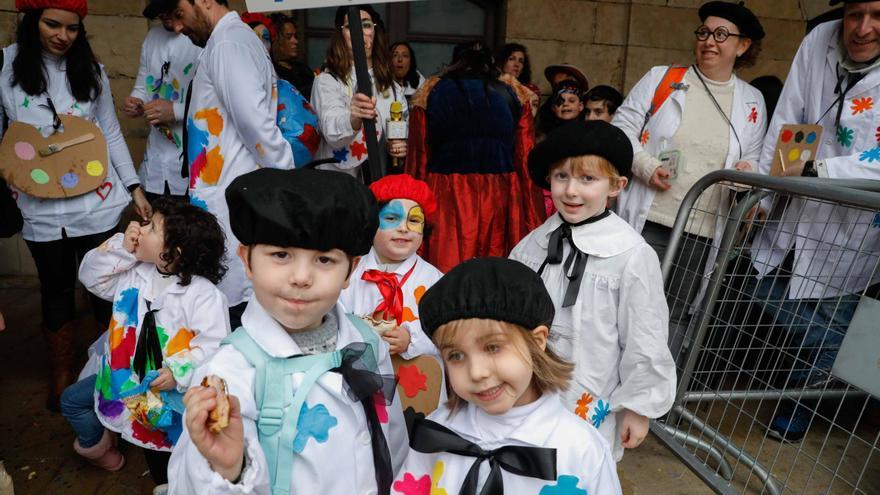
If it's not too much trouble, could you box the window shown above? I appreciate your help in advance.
[302,0,503,77]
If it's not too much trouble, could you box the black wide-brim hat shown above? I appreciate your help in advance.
[528,120,634,190]
[698,1,765,40]
[419,258,555,339]
[225,168,378,256]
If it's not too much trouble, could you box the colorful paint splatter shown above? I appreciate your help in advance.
[859,147,880,163]
[393,472,431,495]
[851,97,874,116]
[591,400,611,428]
[292,402,338,453]
[187,108,225,187]
[397,364,428,398]
[539,475,587,495]
[837,126,854,147]
[748,107,757,123]
[575,392,593,420]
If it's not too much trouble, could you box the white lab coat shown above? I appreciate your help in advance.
[752,20,880,299]
[130,26,201,196]
[311,69,407,175]
[339,247,442,359]
[510,212,676,461]
[613,65,767,234]
[0,45,139,242]
[394,392,622,494]
[167,299,409,495]
[186,12,295,306]
[79,233,230,450]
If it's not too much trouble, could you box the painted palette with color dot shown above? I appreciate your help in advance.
[0,115,109,198]
[770,124,823,177]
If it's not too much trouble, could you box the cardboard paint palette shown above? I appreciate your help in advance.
[392,354,443,416]
[0,115,109,198]
[770,124,823,176]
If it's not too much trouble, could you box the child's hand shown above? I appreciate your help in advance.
[123,221,141,253]
[184,385,245,481]
[620,409,650,449]
[382,325,411,355]
[150,368,177,391]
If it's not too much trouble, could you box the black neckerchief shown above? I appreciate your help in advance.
[538,210,611,307]
[409,418,557,495]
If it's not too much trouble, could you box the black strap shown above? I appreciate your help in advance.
[690,65,742,161]
[180,79,194,179]
[132,300,164,379]
[409,418,557,495]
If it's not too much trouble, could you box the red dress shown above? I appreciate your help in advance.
[406,75,544,273]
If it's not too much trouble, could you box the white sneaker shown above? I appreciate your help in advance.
[153,484,168,495]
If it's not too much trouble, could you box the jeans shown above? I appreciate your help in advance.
[60,375,103,448]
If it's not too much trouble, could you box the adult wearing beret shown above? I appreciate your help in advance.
[612,1,768,349]
[2,0,150,410]
[748,0,880,443]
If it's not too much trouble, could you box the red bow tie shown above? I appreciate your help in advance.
[361,262,417,324]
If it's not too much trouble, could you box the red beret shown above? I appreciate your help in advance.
[239,12,276,44]
[16,0,87,18]
[369,174,437,217]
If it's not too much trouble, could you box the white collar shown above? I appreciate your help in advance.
[438,392,564,448]
[240,299,358,358]
[134,262,184,296]
[362,248,419,277]
[534,212,643,258]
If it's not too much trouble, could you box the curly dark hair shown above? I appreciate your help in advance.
[152,197,227,286]
[495,43,532,85]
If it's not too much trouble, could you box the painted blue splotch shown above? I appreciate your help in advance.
[292,402,338,453]
[332,147,349,163]
[539,475,587,495]
[859,147,880,163]
[114,287,139,327]
[591,400,611,429]
[186,117,210,167]
[872,212,880,229]
[378,200,406,231]
[189,194,209,211]
[110,368,133,396]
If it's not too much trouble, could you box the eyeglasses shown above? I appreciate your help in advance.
[694,26,743,43]
[341,20,375,32]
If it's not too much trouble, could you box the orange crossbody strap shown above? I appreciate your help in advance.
[639,66,689,142]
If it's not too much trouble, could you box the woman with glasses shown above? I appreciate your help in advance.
[612,1,767,339]
[0,0,151,411]
[311,5,406,176]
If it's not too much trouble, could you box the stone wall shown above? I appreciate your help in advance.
[505,0,838,96]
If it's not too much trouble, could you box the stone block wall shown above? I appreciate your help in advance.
[505,0,838,96]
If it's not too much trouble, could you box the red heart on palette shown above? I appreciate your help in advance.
[95,181,112,200]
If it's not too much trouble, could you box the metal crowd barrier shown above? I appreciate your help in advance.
[651,170,880,494]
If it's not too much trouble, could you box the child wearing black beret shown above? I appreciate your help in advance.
[393,257,622,494]
[167,168,408,494]
[511,120,676,462]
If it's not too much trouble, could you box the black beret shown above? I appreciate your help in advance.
[528,120,634,190]
[698,1,765,41]
[142,0,177,19]
[225,168,378,256]
[419,258,555,339]
[334,5,384,30]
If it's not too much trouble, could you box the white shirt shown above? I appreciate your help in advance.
[510,212,676,461]
[339,247,442,359]
[167,299,409,495]
[394,393,622,494]
[0,45,139,241]
[130,26,201,196]
[311,69,406,175]
[186,12,295,306]
[753,20,880,299]
[79,233,230,450]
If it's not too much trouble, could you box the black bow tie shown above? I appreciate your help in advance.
[539,210,610,307]
[409,418,557,495]
[333,343,398,495]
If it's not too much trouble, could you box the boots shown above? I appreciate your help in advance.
[73,429,125,471]
[43,322,77,412]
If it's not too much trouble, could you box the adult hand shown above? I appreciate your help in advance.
[131,187,152,221]
[124,96,144,118]
[349,93,378,131]
[382,325,411,355]
[150,368,177,391]
[143,99,175,126]
[734,160,753,172]
[620,409,650,449]
[387,139,407,158]
[183,386,245,482]
[649,166,672,191]
[122,221,140,253]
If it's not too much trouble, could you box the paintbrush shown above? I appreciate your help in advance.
[38,133,95,157]
[778,149,786,173]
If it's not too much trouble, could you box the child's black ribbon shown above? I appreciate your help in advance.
[538,210,610,307]
[409,418,557,494]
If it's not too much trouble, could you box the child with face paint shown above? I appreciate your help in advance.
[340,174,443,358]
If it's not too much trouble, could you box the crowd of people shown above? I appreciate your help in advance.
[0,0,878,493]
